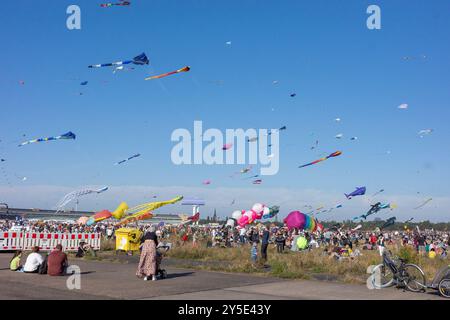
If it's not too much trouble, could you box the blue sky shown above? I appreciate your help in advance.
[1,0,449,221]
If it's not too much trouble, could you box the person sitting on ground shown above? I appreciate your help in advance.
[10,250,23,272]
[23,246,44,273]
[47,244,68,276]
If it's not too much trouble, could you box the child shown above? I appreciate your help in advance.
[251,242,258,264]
[10,250,23,272]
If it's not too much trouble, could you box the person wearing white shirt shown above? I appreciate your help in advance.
[23,246,44,273]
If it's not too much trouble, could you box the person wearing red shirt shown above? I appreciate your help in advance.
[47,244,68,276]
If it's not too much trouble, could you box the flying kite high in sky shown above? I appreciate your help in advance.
[398,103,408,110]
[253,179,262,184]
[418,129,433,138]
[145,66,190,80]
[222,143,233,150]
[414,198,433,210]
[345,186,366,199]
[88,52,149,68]
[371,189,385,197]
[114,153,141,165]
[267,126,287,136]
[18,131,76,147]
[56,187,109,212]
[298,151,342,169]
[100,1,131,7]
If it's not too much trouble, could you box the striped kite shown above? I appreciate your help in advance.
[298,151,342,168]
[18,131,76,147]
[114,153,141,165]
[100,1,131,7]
[88,52,149,69]
[145,66,190,80]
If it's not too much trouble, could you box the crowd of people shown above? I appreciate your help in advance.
[169,223,450,264]
[2,218,449,281]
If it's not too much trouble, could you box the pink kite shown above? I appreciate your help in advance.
[222,143,233,151]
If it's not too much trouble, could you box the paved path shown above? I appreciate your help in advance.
[0,254,443,300]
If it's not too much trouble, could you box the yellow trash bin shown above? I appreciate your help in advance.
[115,228,142,252]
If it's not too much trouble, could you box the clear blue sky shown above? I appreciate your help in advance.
[1,1,449,221]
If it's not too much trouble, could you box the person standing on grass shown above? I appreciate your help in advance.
[275,232,285,253]
[251,241,258,264]
[261,225,270,263]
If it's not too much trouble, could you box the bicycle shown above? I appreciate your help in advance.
[371,250,426,292]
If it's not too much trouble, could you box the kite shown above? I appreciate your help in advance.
[353,202,396,220]
[86,210,113,226]
[18,131,76,147]
[381,217,396,230]
[272,80,279,85]
[100,1,131,7]
[117,212,153,226]
[225,41,232,45]
[243,174,259,180]
[262,206,280,220]
[202,180,211,185]
[253,179,262,184]
[267,126,287,136]
[88,52,149,68]
[240,166,252,174]
[405,217,414,223]
[222,143,233,150]
[324,204,343,214]
[114,153,141,165]
[345,186,366,199]
[80,81,88,86]
[290,93,296,97]
[113,66,135,73]
[179,212,200,225]
[298,151,342,168]
[283,211,322,232]
[418,129,433,138]
[118,196,183,224]
[371,189,385,197]
[56,187,109,212]
[335,133,343,139]
[19,80,25,85]
[335,118,341,122]
[398,104,408,110]
[310,140,319,150]
[144,66,190,80]
[414,198,432,210]
[247,137,258,143]
[0,159,5,162]
[350,137,358,141]
[235,203,267,228]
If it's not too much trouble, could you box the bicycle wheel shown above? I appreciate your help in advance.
[438,279,450,298]
[371,264,395,288]
[403,264,426,292]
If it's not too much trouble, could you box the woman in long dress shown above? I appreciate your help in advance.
[136,232,158,281]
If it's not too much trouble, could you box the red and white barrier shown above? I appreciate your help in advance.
[0,232,101,251]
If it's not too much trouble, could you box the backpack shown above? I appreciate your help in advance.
[38,256,48,275]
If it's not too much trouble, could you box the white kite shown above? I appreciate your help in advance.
[56,187,109,212]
